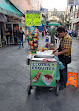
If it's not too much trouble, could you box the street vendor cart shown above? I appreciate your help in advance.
[27,50,64,96]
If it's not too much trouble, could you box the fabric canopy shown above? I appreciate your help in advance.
[0,0,23,17]
[48,22,60,26]
[0,13,7,22]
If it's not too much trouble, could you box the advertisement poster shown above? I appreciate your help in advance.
[30,61,57,86]
[67,0,79,6]
[25,10,41,26]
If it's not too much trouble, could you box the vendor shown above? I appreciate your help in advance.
[53,26,72,90]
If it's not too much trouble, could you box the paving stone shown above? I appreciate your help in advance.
[0,36,79,111]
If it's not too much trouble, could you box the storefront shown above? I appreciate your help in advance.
[0,0,25,47]
[0,13,7,47]
[4,16,22,44]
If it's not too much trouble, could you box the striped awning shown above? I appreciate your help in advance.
[48,22,60,26]
[0,0,23,17]
[0,13,7,22]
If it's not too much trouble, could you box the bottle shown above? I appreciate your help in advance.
[32,72,41,83]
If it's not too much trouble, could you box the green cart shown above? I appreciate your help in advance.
[27,56,61,96]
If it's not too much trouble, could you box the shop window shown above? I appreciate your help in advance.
[6,24,12,35]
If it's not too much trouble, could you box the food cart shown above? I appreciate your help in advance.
[27,50,64,96]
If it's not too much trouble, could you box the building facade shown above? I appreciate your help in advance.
[11,0,42,11]
[70,6,79,31]
[11,0,33,11]
[66,1,79,31]
[10,0,42,37]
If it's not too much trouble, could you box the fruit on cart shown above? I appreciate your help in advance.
[32,72,41,83]
[42,48,44,52]
[45,43,50,48]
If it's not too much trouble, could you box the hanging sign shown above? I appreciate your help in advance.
[25,10,41,26]
[67,0,79,6]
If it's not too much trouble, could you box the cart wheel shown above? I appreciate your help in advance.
[55,83,59,96]
[27,85,32,94]
[26,59,30,65]
[27,59,30,65]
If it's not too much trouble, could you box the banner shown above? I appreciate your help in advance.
[25,10,41,26]
[30,61,57,86]
[67,0,79,6]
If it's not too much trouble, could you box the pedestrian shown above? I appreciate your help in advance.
[72,30,73,37]
[54,34,57,43]
[17,27,25,48]
[5,28,10,45]
[77,30,79,40]
[53,26,72,90]
[68,29,72,36]
[45,27,48,35]
[35,27,39,34]
[42,29,45,38]
[13,27,18,45]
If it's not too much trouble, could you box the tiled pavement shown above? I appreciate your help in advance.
[0,35,79,111]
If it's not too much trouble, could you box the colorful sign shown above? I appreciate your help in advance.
[25,10,41,26]
[30,61,57,86]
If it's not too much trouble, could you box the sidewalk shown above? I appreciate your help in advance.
[0,36,79,111]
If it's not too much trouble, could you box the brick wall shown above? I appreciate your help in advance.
[11,0,42,11]
[11,0,33,11]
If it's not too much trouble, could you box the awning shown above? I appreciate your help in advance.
[0,13,7,22]
[10,0,25,15]
[0,0,23,17]
[48,22,60,26]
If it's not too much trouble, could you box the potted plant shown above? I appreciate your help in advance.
[47,27,57,43]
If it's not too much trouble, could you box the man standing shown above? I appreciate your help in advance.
[45,27,48,35]
[18,27,25,48]
[53,27,72,90]
[54,34,58,43]
[5,28,10,45]
[13,27,18,45]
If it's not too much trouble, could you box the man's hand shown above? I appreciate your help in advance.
[42,59,48,62]
[52,48,58,54]
[54,52,59,56]
[53,50,56,54]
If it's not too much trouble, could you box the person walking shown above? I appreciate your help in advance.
[54,34,58,43]
[77,30,79,40]
[42,29,45,38]
[45,28,48,35]
[68,29,72,36]
[13,27,18,45]
[35,27,39,34]
[18,27,25,48]
[53,26,72,90]
[5,28,10,45]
